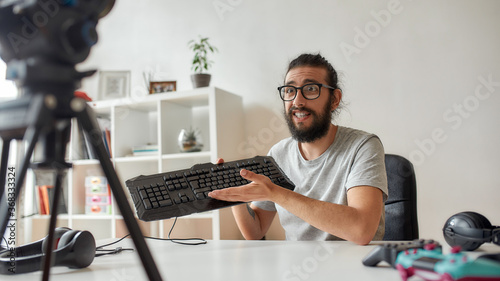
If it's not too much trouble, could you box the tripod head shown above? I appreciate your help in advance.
[0,0,115,94]
[0,0,116,164]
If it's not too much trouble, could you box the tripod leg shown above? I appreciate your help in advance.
[76,104,162,281]
[0,123,41,245]
[41,167,65,281]
[0,139,11,199]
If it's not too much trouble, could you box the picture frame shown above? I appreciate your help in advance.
[149,81,177,94]
[98,71,131,100]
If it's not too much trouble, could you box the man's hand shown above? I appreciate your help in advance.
[208,169,279,202]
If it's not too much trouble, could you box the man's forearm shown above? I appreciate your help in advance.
[232,203,264,240]
[272,186,383,245]
[209,169,383,244]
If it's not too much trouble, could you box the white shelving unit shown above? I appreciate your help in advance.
[25,87,245,241]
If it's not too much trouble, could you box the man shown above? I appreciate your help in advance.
[209,53,387,245]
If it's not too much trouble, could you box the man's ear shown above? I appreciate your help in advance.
[331,89,342,112]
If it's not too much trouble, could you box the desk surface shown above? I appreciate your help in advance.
[6,239,500,281]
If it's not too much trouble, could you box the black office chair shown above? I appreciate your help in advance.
[382,154,419,240]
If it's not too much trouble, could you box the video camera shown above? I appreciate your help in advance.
[0,0,115,91]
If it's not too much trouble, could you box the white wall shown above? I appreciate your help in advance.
[80,0,500,241]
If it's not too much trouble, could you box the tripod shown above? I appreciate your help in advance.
[0,76,163,281]
[0,0,162,280]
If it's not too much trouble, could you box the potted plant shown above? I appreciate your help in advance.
[188,36,218,88]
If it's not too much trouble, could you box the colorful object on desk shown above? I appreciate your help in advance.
[395,245,500,281]
[362,239,441,268]
[85,176,111,215]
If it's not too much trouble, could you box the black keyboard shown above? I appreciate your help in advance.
[126,156,295,221]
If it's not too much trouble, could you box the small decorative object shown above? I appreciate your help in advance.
[149,81,177,94]
[188,36,218,88]
[98,71,131,100]
[178,127,203,152]
[85,176,111,215]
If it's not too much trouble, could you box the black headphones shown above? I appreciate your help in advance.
[443,211,500,251]
[0,227,95,274]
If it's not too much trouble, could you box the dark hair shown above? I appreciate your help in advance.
[286,53,341,93]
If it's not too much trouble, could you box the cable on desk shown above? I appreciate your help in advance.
[95,217,207,257]
[165,217,207,246]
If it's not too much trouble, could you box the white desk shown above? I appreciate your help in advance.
[5,239,500,281]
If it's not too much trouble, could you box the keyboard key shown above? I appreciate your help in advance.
[189,181,199,189]
[139,190,148,199]
[143,200,152,210]
[159,199,173,207]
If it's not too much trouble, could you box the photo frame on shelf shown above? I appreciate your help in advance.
[149,81,176,94]
[98,71,131,100]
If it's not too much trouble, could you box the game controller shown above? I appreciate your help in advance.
[395,245,500,281]
[362,239,441,268]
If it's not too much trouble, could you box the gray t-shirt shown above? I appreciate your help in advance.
[253,126,388,241]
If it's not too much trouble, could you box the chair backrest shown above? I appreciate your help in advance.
[383,154,419,240]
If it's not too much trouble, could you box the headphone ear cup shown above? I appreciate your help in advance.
[443,212,491,251]
[465,211,493,229]
[57,230,80,249]
[41,227,72,253]
[54,230,96,269]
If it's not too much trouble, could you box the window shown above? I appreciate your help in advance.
[0,60,18,100]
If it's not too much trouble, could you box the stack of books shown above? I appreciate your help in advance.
[132,144,158,156]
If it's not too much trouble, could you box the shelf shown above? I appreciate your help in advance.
[31,214,70,220]
[26,87,245,242]
[161,151,211,160]
[114,155,159,163]
[71,159,101,165]
[71,214,115,220]
[182,212,216,219]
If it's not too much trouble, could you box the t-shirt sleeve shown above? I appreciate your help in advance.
[345,136,388,201]
[252,200,277,211]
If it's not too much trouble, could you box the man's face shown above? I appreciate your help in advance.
[283,66,336,143]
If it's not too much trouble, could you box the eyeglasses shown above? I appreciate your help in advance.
[277,83,336,101]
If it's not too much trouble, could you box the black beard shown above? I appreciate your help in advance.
[284,100,332,143]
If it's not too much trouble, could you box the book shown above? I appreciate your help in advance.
[37,186,47,215]
[132,144,158,156]
[97,116,112,158]
[82,128,97,159]
[36,185,68,215]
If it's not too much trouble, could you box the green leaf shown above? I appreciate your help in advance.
[188,36,217,73]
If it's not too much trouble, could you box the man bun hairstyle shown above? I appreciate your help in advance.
[286,53,341,94]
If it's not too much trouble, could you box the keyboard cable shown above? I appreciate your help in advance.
[95,217,207,257]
